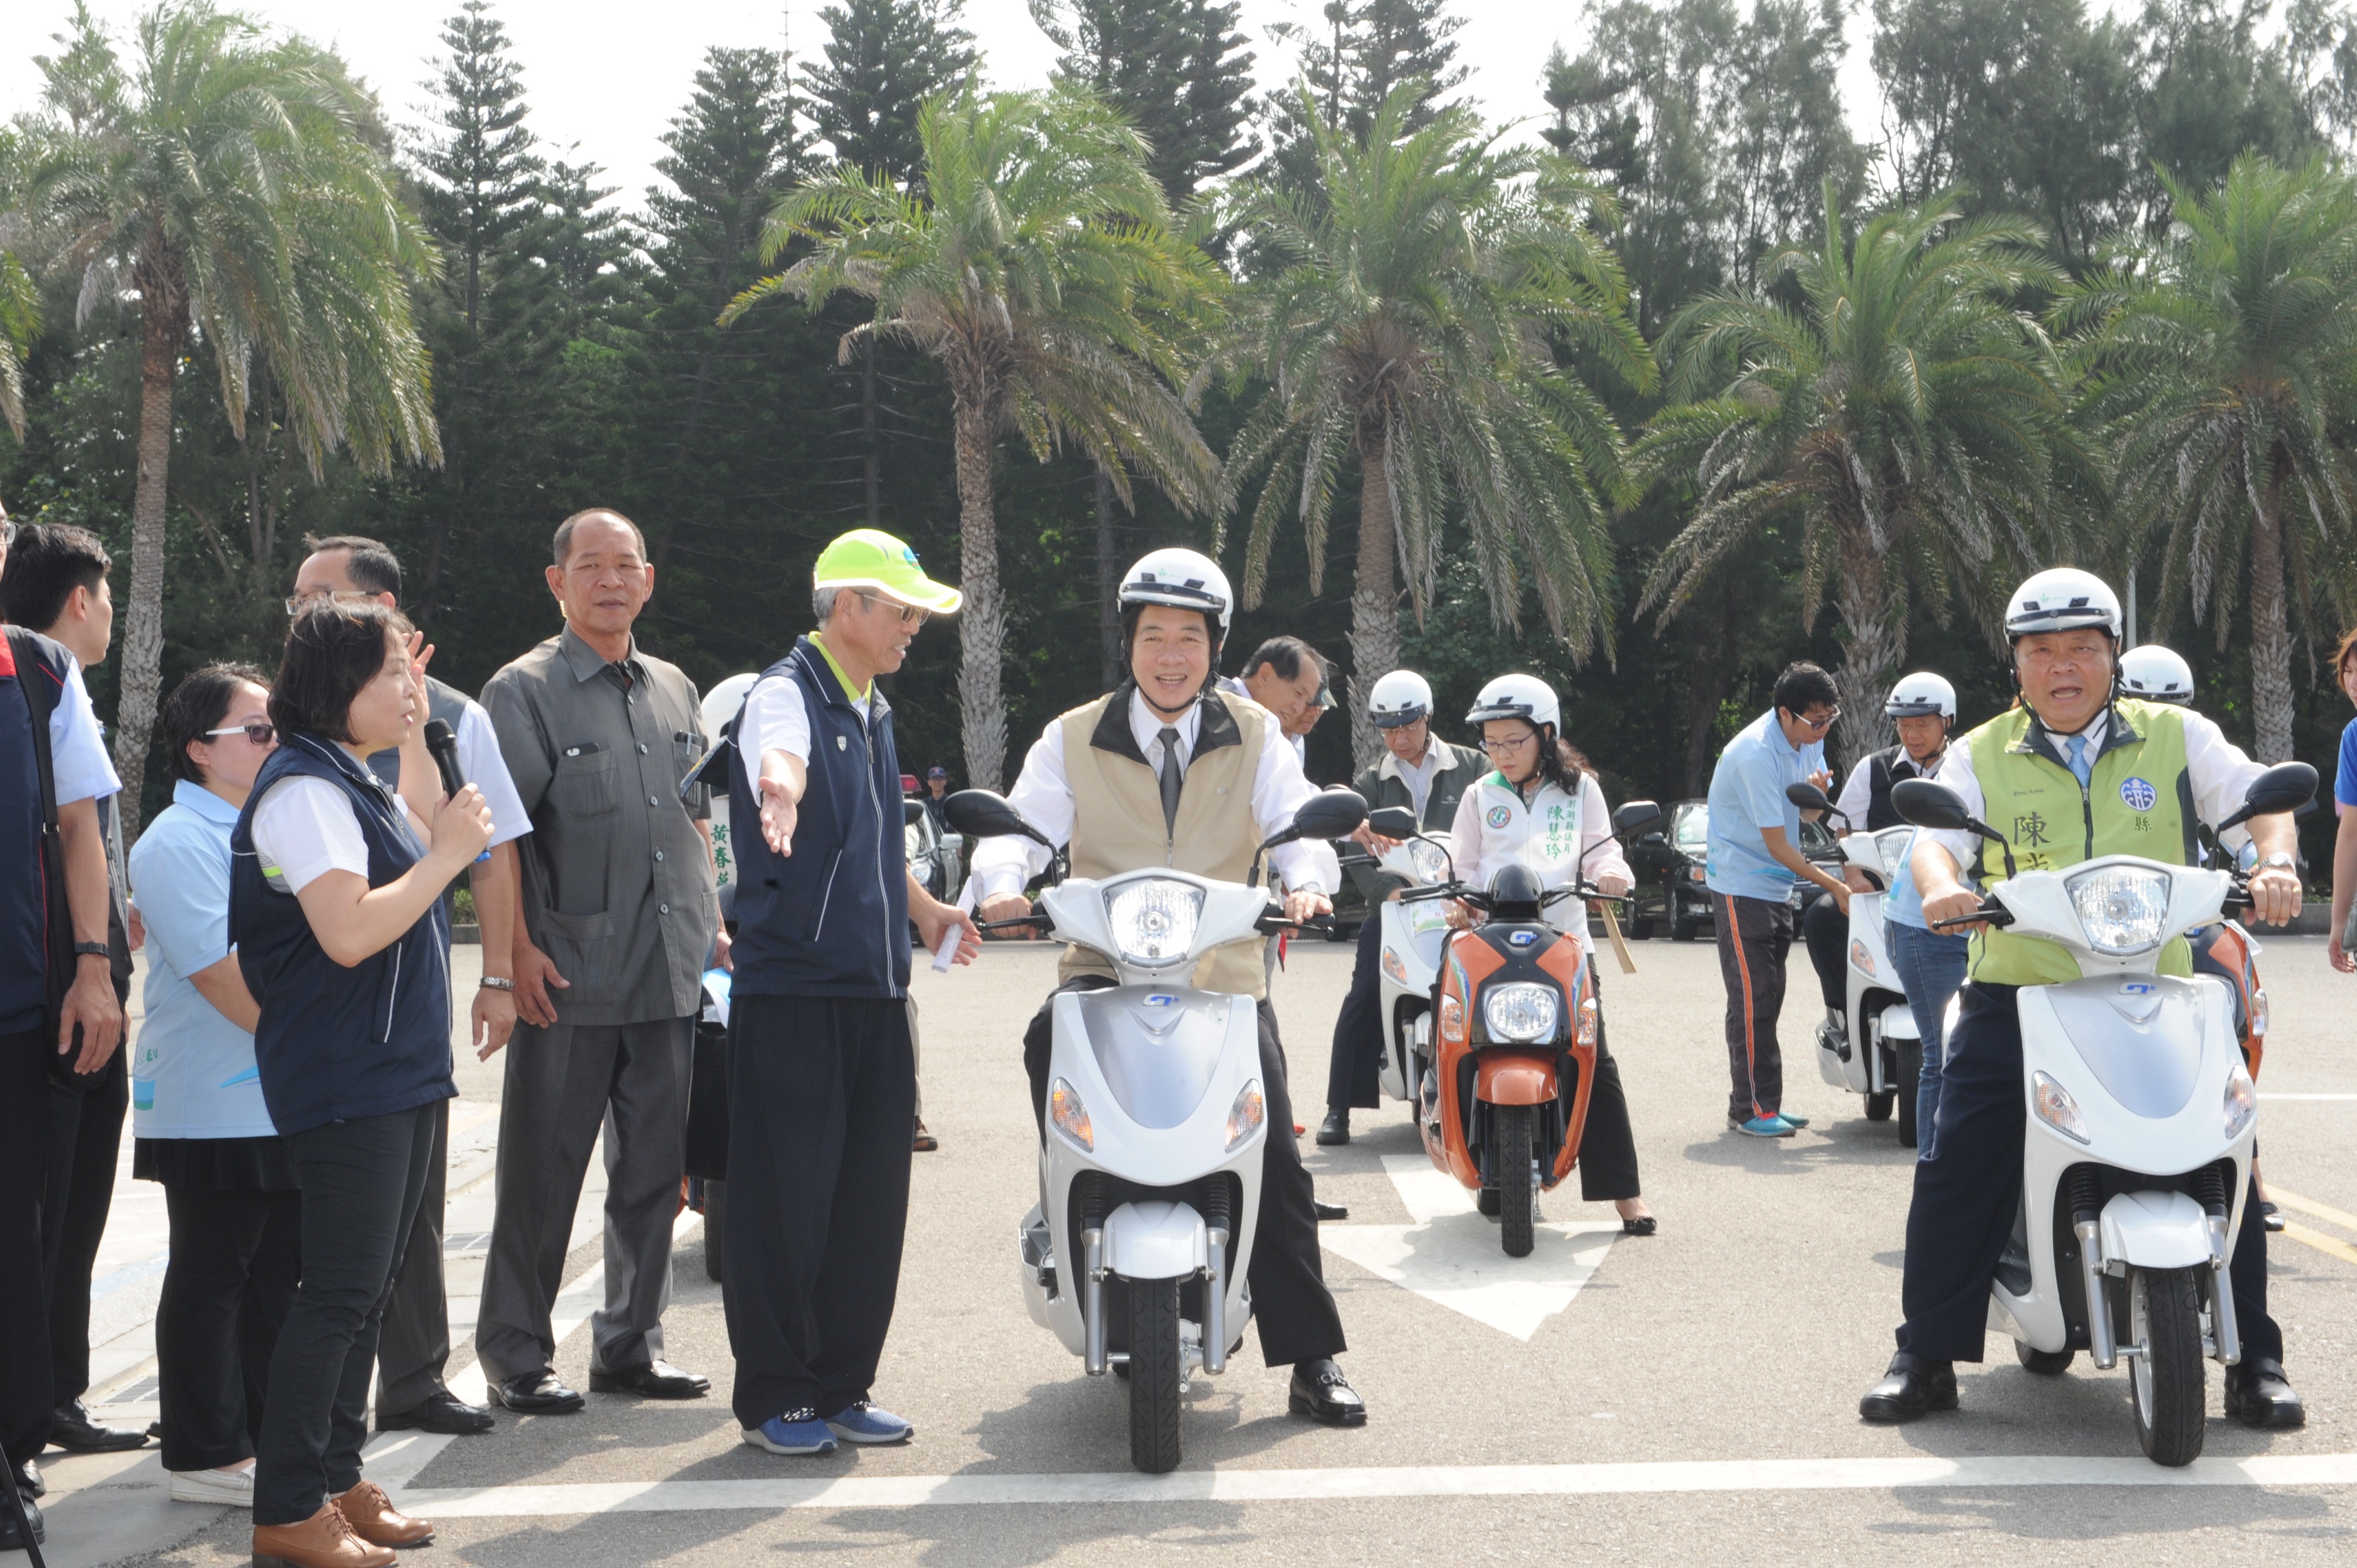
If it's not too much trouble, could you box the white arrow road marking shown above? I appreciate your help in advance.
[1315,1156,1619,1340]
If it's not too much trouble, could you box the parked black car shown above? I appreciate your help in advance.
[1627,798,1841,940]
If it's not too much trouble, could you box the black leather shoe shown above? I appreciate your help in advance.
[16,1459,41,1498]
[590,1360,712,1399]
[488,1371,586,1415]
[1312,1199,1349,1221]
[2225,1358,2307,1428]
[49,1398,150,1452]
[377,1390,497,1434]
[0,1492,43,1551]
[1288,1359,1367,1425]
[1316,1110,1350,1146]
[1859,1354,1958,1422]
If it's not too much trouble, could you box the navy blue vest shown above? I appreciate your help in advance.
[230,732,454,1136]
[0,633,71,1035]
[727,638,909,999]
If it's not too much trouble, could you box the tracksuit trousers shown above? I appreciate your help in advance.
[1715,893,1792,1122]
[723,994,914,1428]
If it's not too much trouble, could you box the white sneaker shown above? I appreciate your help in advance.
[169,1466,256,1506]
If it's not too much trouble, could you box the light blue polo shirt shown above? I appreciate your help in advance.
[127,780,275,1138]
[1705,709,1824,902]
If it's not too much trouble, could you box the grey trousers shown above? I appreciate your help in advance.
[373,1098,454,1414]
[475,1016,692,1384]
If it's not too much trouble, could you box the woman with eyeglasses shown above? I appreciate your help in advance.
[231,601,491,1568]
[126,666,294,1508]
[1444,675,1656,1235]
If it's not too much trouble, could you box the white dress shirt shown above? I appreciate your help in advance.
[739,667,871,768]
[1834,745,1941,825]
[971,688,1340,901]
[1449,771,1630,957]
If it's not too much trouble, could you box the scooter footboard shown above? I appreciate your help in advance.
[1103,1200,1209,1280]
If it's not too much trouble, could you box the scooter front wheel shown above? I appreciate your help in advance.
[1496,1104,1536,1258]
[1128,1278,1185,1474]
[2127,1266,2207,1466]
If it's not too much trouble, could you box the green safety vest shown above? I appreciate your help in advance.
[1964,699,2196,987]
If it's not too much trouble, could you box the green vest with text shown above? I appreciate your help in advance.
[1965,699,2195,987]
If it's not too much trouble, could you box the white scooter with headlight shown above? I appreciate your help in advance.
[943,786,1368,1476]
[1785,781,1923,1144]
[1891,762,2315,1467]
[1361,806,1458,1107]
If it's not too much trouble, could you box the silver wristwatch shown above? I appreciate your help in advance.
[478,976,516,991]
[2258,852,2297,873]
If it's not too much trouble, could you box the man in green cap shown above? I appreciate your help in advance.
[722,529,981,1457]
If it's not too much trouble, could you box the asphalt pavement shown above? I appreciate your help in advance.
[29,926,2357,1565]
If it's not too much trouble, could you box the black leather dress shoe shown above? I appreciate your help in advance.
[0,1492,42,1551]
[1288,1359,1367,1425]
[50,1398,150,1452]
[1312,1199,1349,1221]
[377,1390,497,1434]
[2225,1358,2307,1428]
[488,1371,586,1415]
[589,1360,712,1399]
[1315,1110,1350,1146]
[1859,1355,1958,1422]
[16,1458,41,1498]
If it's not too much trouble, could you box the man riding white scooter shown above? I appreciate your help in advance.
[1860,567,2307,1430]
[974,548,1366,1427]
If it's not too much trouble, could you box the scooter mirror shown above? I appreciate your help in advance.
[1612,800,1663,838]
[1890,777,1974,832]
[1366,806,1419,839]
[942,789,1052,845]
[1784,781,1835,815]
[1278,788,1368,846]
[902,798,925,828]
[2217,761,2319,832]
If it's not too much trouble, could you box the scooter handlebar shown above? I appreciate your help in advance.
[1927,902,2014,931]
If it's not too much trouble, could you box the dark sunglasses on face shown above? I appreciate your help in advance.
[858,592,928,627]
[205,723,277,746]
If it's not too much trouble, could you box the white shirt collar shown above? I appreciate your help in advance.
[1128,687,1202,766]
[2044,710,2109,753]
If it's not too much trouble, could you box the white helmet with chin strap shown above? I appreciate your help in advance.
[1884,670,1957,724]
[1466,673,1560,730]
[2004,567,2123,642]
[1367,669,1433,728]
[2120,644,2195,705]
[1118,547,1233,646]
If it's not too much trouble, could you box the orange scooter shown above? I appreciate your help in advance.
[1381,801,1657,1258]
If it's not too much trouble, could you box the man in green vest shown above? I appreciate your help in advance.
[1860,568,2308,1428]
[972,547,1365,1427]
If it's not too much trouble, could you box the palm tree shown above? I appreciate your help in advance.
[18,2,440,829]
[0,250,32,441]
[2056,155,2357,762]
[1639,183,2083,772]
[1224,82,1654,766]
[724,85,1222,791]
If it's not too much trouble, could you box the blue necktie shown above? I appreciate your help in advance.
[2065,734,2092,788]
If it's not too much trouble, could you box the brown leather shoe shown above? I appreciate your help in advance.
[332,1481,434,1547]
[252,1502,396,1567]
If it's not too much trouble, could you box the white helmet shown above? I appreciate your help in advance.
[701,672,759,744]
[1466,673,1559,730]
[1884,670,1956,723]
[2005,566,2122,642]
[2120,644,2194,705]
[1367,669,1433,728]
[1118,547,1232,643]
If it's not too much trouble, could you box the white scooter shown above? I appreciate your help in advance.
[1787,782,1924,1144]
[945,787,1368,1475]
[1891,762,2314,1466]
[1361,812,1457,1108]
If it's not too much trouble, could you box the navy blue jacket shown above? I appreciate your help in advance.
[727,638,909,999]
[0,631,74,1034]
[230,732,454,1135]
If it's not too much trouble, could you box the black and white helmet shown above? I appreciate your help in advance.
[1466,673,1559,730]
[2005,567,2122,642]
[1367,669,1433,728]
[1883,671,1956,723]
[1118,548,1233,644]
[2119,645,2194,705]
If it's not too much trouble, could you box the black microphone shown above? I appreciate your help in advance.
[423,718,489,862]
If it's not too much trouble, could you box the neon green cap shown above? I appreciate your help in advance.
[812,529,961,613]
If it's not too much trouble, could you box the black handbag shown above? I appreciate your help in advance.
[7,626,104,1094]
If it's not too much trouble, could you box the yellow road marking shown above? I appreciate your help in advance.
[2266,1187,2357,1232]
[2277,1222,2357,1268]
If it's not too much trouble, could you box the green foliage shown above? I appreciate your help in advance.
[800,0,977,183]
[1032,0,1260,204]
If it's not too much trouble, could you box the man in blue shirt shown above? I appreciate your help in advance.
[1705,662,1850,1137]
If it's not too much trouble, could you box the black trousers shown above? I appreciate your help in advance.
[42,1051,126,1412]
[1572,978,1642,1203]
[1022,979,1347,1368]
[253,1104,438,1527]
[158,1184,301,1472]
[1,1027,53,1466]
[1715,893,1792,1122]
[1800,893,1849,1013]
[1324,913,1387,1113]
[373,1098,452,1415]
[723,994,914,1428]
[1896,982,2282,1364]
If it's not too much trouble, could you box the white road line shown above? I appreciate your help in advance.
[2260,1093,2357,1101]
[392,1452,2357,1515]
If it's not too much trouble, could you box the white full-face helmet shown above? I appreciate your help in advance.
[1118,548,1233,647]
[1466,673,1560,730]
[1883,671,1957,724]
[2120,644,2194,705]
[1367,669,1433,729]
[2004,567,2123,642]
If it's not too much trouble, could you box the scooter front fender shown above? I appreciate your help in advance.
[2098,1189,2214,1271]
[1475,1053,1557,1106]
[1103,1199,1208,1281]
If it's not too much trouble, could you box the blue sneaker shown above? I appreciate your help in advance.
[1777,1112,1811,1129]
[1734,1114,1797,1138]
[825,1400,913,1445]
[744,1409,837,1455]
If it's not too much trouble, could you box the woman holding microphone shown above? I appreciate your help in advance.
[231,601,490,1568]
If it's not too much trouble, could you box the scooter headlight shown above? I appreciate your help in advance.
[2064,865,2173,956]
[1407,838,1452,885]
[2032,1070,2090,1144]
[1049,1077,1093,1151]
[2224,1065,2257,1140]
[1224,1080,1265,1152]
[1102,878,1205,968]
[1481,983,1559,1043]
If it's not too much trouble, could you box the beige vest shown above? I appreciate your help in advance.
[1058,687,1270,998]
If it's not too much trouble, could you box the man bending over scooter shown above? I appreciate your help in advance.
[1860,568,2307,1428]
[972,548,1366,1427]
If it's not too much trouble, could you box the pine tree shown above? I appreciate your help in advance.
[1264,1,1466,203]
[800,0,979,182]
[1031,1,1258,203]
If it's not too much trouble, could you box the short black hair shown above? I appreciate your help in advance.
[0,523,110,631]
[1241,635,1322,683]
[1773,661,1839,716]
[271,600,411,746]
[301,534,403,599]
[552,508,648,566]
[161,662,271,786]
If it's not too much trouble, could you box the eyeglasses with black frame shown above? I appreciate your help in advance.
[204,723,277,746]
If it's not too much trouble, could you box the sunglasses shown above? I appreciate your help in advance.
[859,592,928,627]
[1789,706,1841,731]
[205,723,277,746]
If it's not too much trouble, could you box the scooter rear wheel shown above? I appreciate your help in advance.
[2014,1339,2073,1375]
[1864,1091,1895,1122]
[2127,1266,2207,1466]
[1128,1278,1185,1474]
[1496,1105,1536,1258]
